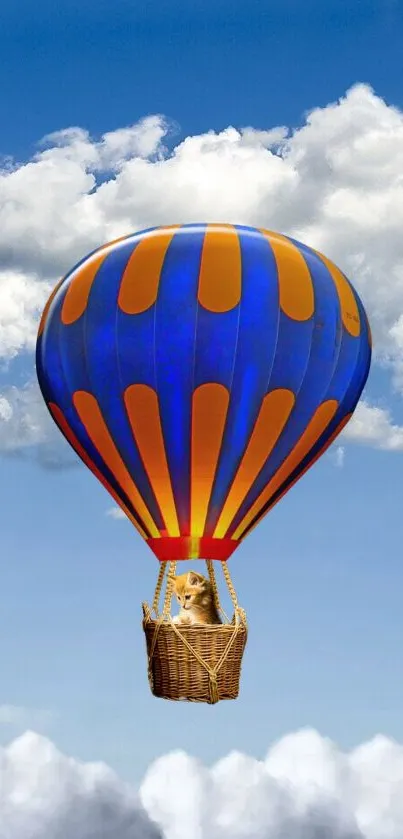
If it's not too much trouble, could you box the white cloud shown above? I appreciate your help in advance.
[0,270,51,360]
[342,400,403,451]
[3,728,403,838]
[0,731,161,839]
[0,381,77,466]
[0,383,53,450]
[106,507,127,520]
[2,83,403,452]
[0,116,169,282]
[140,728,403,839]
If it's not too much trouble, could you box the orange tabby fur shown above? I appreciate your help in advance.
[171,571,221,625]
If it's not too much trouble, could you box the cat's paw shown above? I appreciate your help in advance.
[172,615,181,624]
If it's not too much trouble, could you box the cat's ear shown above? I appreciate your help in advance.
[188,572,201,586]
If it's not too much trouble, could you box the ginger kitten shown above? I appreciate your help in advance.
[171,571,221,625]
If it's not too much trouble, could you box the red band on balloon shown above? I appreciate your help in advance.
[147,536,239,562]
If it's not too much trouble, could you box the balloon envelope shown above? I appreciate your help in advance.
[36,224,371,562]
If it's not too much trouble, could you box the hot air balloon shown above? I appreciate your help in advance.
[36,224,371,704]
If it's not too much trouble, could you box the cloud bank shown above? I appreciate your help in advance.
[0,730,161,839]
[1,728,403,838]
[2,83,403,456]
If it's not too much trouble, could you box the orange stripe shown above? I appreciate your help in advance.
[61,234,133,325]
[214,389,295,538]
[48,402,148,539]
[191,383,230,536]
[38,278,65,338]
[314,250,360,337]
[261,229,314,321]
[198,225,241,312]
[240,412,353,540]
[233,399,339,540]
[124,384,180,537]
[72,390,160,538]
[61,251,108,325]
[118,226,179,314]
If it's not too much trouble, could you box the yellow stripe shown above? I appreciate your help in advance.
[198,225,241,312]
[73,390,160,538]
[261,229,314,321]
[214,389,295,538]
[233,399,339,540]
[191,383,230,537]
[313,250,360,337]
[118,226,179,314]
[124,384,180,536]
[189,537,201,559]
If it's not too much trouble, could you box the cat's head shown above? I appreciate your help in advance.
[172,571,208,610]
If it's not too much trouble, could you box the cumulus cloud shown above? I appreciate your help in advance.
[0,270,51,360]
[2,728,403,838]
[2,83,403,454]
[0,731,162,839]
[342,400,403,450]
[0,116,169,281]
[0,381,76,466]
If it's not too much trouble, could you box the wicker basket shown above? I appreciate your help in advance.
[142,559,248,704]
[143,614,247,703]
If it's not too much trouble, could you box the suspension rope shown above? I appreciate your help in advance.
[206,559,229,622]
[151,562,167,616]
[162,561,177,617]
[222,561,248,627]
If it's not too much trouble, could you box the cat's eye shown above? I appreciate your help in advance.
[185,595,191,600]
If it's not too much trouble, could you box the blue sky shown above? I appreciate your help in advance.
[2,0,403,158]
[1,0,403,789]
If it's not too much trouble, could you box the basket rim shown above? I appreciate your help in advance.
[143,617,247,632]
